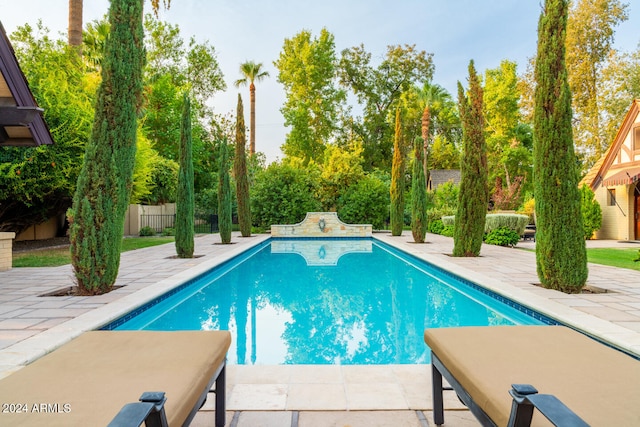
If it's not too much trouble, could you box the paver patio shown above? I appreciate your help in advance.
[1,232,639,426]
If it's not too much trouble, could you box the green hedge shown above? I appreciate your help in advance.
[441,213,529,235]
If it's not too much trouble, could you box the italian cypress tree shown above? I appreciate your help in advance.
[234,94,252,237]
[453,61,488,257]
[390,108,405,236]
[533,0,587,292]
[69,0,144,294]
[175,92,194,258]
[411,137,428,243]
[218,141,233,244]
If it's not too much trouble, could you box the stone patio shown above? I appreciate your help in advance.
[1,232,639,426]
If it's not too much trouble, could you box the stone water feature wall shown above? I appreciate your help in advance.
[270,212,372,238]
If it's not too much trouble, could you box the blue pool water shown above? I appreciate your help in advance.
[109,239,548,364]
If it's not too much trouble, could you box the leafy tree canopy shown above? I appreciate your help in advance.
[0,22,94,233]
[339,44,434,170]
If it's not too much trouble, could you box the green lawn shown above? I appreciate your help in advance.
[587,247,640,271]
[12,236,175,268]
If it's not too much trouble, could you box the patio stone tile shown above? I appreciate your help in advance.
[227,383,287,410]
[0,317,46,329]
[232,364,292,384]
[0,329,39,347]
[390,364,430,384]
[423,409,481,426]
[298,410,423,427]
[234,411,293,427]
[0,308,33,318]
[26,317,71,330]
[288,364,342,383]
[577,306,640,321]
[345,382,407,410]
[558,299,602,307]
[342,364,398,383]
[189,410,235,427]
[0,305,25,316]
[401,381,431,410]
[286,383,347,410]
[17,308,89,318]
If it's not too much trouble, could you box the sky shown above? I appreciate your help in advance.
[1,0,639,164]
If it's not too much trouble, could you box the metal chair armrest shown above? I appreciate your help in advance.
[107,391,168,427]
[508,384,589,427]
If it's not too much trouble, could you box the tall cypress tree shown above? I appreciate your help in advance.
[534,0,587,292]
[411,137,428,243]
[218,141,232,244]
[175,92,194,258]
[234,94,252,237]
[390,108,405,236]
[453,61,488,257]
[69,0,144,294]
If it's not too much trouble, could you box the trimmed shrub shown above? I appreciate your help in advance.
[441,225,455,237]
[139,226,155,237]
[580,185,601,240]
[428,219,444,235]
[234,94,252,237]
[533,0,587,292]
[337,174,389,230]
[218,141,233,244]
[453,61,488,257]
[390,108,405,236]
[251,162,322,228]
[162,227,175,236]
[175,92,195,258]
[484,227,520,247]
[443,213,528,236]
[441,215,455,227]
[411,137,428,243]
[485,214,529,236]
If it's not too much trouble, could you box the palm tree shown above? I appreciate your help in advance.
[235,61,269,156]
[417,83,454,187]
[69,0,170,55]
[68,0,83,52]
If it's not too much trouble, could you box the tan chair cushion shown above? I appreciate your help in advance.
[0,330,231,426]
[424,325,640,427]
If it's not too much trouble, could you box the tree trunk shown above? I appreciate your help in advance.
[421,105,430,188]
[68,0,83,53]
[249,82,256,155]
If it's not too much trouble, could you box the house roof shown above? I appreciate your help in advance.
[582,99,640,190]
[0,21,53,147]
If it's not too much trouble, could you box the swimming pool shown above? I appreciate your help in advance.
[106,238,550,364]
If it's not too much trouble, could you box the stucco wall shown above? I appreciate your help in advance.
[15,216,61,241]
[595,184,632,240]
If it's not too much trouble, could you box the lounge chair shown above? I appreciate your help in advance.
[424,325,640,426]
[0,330,231,426]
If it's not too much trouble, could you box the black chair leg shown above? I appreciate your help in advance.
[215,364,226,427]
[432,363,445,426]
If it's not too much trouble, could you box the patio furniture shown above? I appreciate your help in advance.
[424,325,640,426]
[0,330,231,426]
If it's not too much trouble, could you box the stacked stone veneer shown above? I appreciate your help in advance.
[271,212,372,238]
[0,232,16,271]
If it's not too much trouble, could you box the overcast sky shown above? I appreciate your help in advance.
[2,0,639,163]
